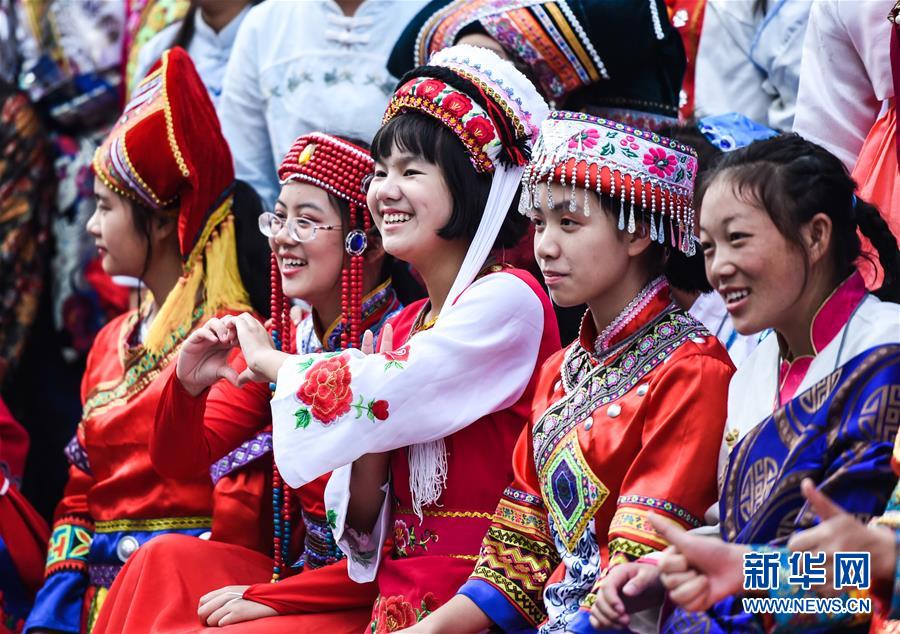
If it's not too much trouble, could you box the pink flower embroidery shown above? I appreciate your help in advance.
[644,147,677,178]
[568,128,599,149]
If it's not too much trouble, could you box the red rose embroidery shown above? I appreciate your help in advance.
[382,346,409,362]
[371,400,390,421]
[464,116,495,145]
[296,355,353,423]
[374,595,418,633]
[416,79,446,100]
[421,593,440,613]
[441,92,473,118]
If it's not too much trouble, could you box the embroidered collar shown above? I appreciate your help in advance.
[776,271,867,405]
[776,271,867,361]
[315,279,400,352]
[578,276,670,356]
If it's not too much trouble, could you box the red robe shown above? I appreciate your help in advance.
[0,397,49,633]
[94,285,402,632]
[25,309,221,633]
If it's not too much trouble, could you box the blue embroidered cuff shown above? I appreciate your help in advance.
[23,570,87,633]
[458,579,536,634]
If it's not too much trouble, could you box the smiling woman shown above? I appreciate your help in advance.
[223,45,562,633]
[658,134,900,634]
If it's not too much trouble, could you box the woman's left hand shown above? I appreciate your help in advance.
[224,313,284,383]
[198,585,277,627]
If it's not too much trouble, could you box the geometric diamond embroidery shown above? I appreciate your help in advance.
[540,428,609,553]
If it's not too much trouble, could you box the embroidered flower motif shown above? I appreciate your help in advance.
[463,115,495,145]
[393,519,411,556]
[392,519,439,558]
[371,595,418,633]
[440,92,472,118]
[568,128,599,149]
[371,400,390,420]
[618,134,639,151]
[416,79,446,100]
[383,345,409,372]
[350,395,391,422]
[294,355,353,426]
[643,147,677,178]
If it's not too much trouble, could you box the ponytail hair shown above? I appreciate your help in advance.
[697,133,900,302]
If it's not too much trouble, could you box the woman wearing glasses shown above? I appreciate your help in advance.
[93,134,405,633]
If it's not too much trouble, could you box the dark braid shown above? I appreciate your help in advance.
[697,133,900,303]
[855,198,900,301]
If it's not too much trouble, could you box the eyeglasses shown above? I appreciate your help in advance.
[258,212,340,242]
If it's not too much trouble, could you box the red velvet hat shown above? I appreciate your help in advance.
[92,47,249,354]
[93,47,234,261]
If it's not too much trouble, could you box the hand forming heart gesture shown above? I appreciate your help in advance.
[176,313,288,395]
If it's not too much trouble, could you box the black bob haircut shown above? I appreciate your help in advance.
[370,111,528,250]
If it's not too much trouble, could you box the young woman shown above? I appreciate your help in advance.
[609,133,900,632]
[92,133,403,633]
[23,48,252,633]
[407,111,734,633]
[225,45,561,632]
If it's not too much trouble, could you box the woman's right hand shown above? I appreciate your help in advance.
[176,317,242,396]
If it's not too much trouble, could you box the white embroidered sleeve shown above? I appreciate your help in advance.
[270,272,544,488]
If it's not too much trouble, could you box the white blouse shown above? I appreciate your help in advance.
[133,5,250,108]
[793,0,894,170]
[694,0,813,130]
[217,0,426,206]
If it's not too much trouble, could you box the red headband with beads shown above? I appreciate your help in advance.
[276,133,375,349]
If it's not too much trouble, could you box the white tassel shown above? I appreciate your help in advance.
[408,439,448,522]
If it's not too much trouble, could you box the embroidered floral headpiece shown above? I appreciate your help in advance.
[521,110,698,255]
[383,44,546,174]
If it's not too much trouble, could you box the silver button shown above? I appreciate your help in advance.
[583,417,593,430]
[691,336,706,345]
[116,535,140,563]
[636,384,649,396]
[607,404,621,418]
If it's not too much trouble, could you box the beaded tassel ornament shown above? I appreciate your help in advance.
[268,253,293,582]
[519,111,699,256]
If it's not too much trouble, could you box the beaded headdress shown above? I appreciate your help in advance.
[522,110,698,254]
[276,133,375,349]
[262,133,376,583]
[388,0,684,121]
[92,48,249,354]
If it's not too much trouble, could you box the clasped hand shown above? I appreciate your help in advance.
[176,313,284,396]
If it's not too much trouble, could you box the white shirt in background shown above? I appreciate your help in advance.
[793,0,893,170]
[694,0,812,130]
[218,0,427,207]
[134,4,251,108]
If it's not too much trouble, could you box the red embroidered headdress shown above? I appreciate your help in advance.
[93,47,249,353]
[273,133,375,350]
